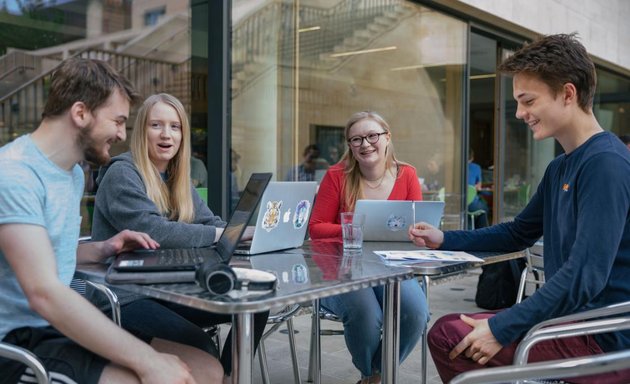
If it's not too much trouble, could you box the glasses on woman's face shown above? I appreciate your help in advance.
[347,132,387,148]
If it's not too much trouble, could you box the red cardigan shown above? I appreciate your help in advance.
[308,162,422,239]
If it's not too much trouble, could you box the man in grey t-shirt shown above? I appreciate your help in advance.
[0,58,222,383]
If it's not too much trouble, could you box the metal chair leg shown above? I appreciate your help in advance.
[307,299,321,383]
[286,317,301,384]
[258,304,302,383]
[258,339,271,384]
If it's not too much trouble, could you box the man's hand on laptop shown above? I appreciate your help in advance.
[102,230,160,257]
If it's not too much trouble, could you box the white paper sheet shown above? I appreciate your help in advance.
[374,250,484,263]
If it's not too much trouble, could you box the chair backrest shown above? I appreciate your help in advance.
[466,185,477,206]
[516,246,545,303]
[196,187,208,204]
[437,187,445,202]
[518,183,531,205]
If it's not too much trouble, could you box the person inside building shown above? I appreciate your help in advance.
[409,33,630,383]
[467,148,489,228]
[309,110,429,384]
[285,143,329,181]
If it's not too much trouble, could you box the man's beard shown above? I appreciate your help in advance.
[78,124,112,166]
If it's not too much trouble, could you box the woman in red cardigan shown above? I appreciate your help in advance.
[308,111,429,384]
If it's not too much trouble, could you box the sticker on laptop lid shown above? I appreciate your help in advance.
[293,200,311,229]
[386,214,406,231]
[262,200,282,232]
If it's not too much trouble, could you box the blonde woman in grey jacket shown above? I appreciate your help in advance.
[91,93,268,381]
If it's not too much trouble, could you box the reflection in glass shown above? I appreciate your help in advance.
[231,1,467,228]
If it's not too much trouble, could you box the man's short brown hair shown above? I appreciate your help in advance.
[498,33,596,112]
[42,57,140,118]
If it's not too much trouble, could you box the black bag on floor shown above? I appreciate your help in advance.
[475,258,526,310]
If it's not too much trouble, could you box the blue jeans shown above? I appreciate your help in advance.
[321,279,429,377]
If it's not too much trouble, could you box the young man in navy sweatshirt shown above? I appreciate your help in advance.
[409,33,630,384]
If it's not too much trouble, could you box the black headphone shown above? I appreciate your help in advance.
[195,260,278,295]
[195,259,238,295]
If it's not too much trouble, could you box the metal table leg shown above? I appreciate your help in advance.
[381,280,401,384]
[232,313,254,384]
[307,299,321,384]
[422,275,431,384]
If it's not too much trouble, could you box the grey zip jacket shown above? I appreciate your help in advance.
[89,151,226,307]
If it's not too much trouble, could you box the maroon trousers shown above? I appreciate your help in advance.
[428,312,630,384]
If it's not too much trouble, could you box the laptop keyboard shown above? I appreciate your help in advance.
[157,249,206,266]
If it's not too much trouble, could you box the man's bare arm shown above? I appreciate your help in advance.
[0,224,192,384]
[76,229,159,264]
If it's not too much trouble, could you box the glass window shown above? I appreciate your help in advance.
[231,0,467,228]
[498,49,553,222]
[144,7,166,26]
[594,68,630,138]
[499,60,630,222]
[0,1,193,236]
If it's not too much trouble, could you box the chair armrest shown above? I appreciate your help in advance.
[451,349,630,384]
[267,304,301,324]
[514,316,630,365]
[524,300,630,339]
[83,280,121,326]
[0,342,49,384]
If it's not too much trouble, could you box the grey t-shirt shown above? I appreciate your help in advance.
[0,135,83,340]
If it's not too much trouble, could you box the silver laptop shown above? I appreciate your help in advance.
[354,200,445,242]
[235,181,317,255]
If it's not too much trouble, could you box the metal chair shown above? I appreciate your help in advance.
[0,276,121,384]
[307,300,344,383]
[0,342,50,384]
[516,243,545,304]
[466,185,486,230]
[451,300,630,384]
[257,304,302,384]
[211,304,302,383]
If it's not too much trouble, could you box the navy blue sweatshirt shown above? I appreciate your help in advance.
[442,131,630,352]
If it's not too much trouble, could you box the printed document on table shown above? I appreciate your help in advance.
[374,250,484,263]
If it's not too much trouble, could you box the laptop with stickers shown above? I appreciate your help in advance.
[354,200,445,242]
[234,181,317,255]
[111,172,272,272]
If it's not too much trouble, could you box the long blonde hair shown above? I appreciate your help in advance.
[130,93,194,222]
[341,111,402,211]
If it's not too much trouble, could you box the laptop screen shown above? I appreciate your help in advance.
[216,172,272,261]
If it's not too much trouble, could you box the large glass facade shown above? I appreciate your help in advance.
[0,0,192,235]
[231,0,468,229]
[1,0,629,236]
[498,59,630,223]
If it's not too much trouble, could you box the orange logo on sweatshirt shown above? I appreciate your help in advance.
[562,183,570,192]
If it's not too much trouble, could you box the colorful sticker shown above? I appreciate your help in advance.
[293,200,311,229]
[262,200,282,232]
[292,264,308,284]
[386,214,406,231]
